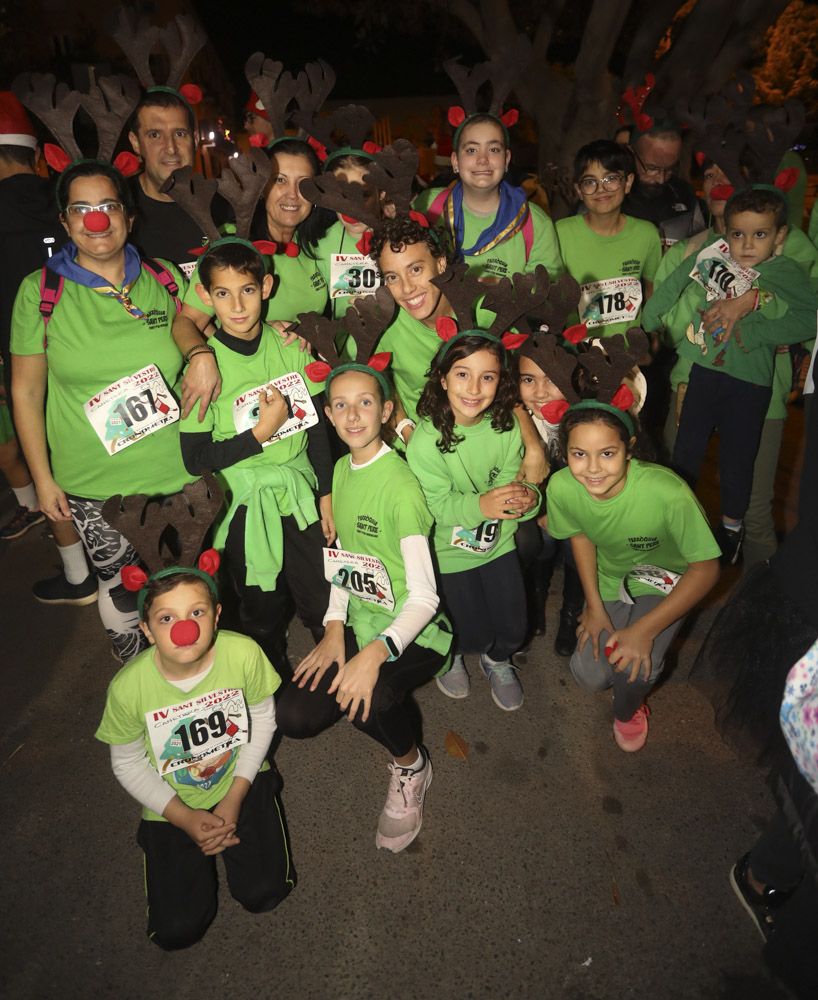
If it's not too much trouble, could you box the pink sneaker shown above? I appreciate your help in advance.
[375,749,433,853]
[613,704,650,752]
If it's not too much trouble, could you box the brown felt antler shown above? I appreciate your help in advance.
[443,56,491,118]
[244,53,299,139]
[363,139,419,216]
[293,103,376,154]
[161,168,221,243]
[429,261,485,331]
[342,287,397,364]
[444,35,531,118]
[299,171,382,228]
[678,88,748,189]
[109,4,206,91]
[290,310,343,369]
[12,73,83,161]
[216,149,272,240]
[518,332,581,405]
[159,14,207,91]
[577,329,648,403]
[81,75,141,162]
[292,60,336,131]
[527,273,583,338]
[101,475,224,574]
[481,266,551,337]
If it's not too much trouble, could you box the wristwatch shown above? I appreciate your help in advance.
[377,633,400,661]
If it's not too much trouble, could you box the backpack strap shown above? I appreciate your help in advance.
[38,266,64,348]
[425,182,457,225]
[141,257,182,315]
[522,209,533,263]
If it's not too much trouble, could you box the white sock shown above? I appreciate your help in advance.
[396,749,424,772]
[58,540,89,584]
[723,520,742,533]
[12,483,39,511]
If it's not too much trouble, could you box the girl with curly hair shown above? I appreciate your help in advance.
[407,333,540,710]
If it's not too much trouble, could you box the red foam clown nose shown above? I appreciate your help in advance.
[171,619,200,646]
[84,211,111,232]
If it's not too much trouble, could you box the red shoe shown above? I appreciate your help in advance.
[613,704,650,752]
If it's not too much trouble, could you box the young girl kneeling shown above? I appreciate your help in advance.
[276,362,452,853]
[96,561,294,949]
[547,401,720,751]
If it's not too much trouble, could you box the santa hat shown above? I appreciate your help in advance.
[245,90,270,121]
[0,91,37,149]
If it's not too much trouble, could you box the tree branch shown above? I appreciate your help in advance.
[622,0,686,86]
[443,0,486,49]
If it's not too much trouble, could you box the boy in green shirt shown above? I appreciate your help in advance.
[557,140,661,340]
[179,239,333,666]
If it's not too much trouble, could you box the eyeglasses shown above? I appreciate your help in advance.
[633,152,676,179]
[65,201,126,217]
[577,173,624,194]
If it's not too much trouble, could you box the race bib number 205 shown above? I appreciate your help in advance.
[323,547,395,610]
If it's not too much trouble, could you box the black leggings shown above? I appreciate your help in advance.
[276,627,444,757]
[222,506,329,666]
[137,768,295,951]
[440,549,526,660]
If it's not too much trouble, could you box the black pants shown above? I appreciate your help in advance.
[440,549,526,660]
[222,506,329,666]
[136,768,295,951]
[749,806,804,891]
[276,626,444,757]
[672,365,771,519]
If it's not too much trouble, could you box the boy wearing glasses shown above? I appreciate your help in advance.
[556,140,661,339]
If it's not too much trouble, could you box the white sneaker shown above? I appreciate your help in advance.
[435,654,469,699]
[375,748,433,853]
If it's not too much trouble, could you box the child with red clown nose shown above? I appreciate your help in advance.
[545,335,720,752]
[96,550,296,951]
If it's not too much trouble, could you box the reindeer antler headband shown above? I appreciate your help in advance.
[444,35,532,147]
[291,287,397,398]
[101,475,224,619]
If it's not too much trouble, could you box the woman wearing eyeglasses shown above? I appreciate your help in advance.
[556,140,661,340]
[10,160,193,663]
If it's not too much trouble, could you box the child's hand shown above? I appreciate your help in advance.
[518,445,549,486]
[479,484,535,520]
[165,800,237,853]
[319,494,336,545]
[206,778,250,855]
[252,386,289,443]
[701,291,754,344]
[576,605,614,661]
[273,319,310,352]
[328,640,388,722]
[293,621,345,690]
[606,622,654,683]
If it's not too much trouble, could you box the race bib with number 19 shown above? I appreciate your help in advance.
[450,519,500,553]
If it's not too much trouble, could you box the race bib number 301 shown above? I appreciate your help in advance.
[84,364,179,455]
[330,253,382,300]
[146,688,248,781]
[579,277,642,328]
[232,371,318,445]
[323,547,395,610]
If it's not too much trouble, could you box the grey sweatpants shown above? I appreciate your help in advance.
[570,594,683,722]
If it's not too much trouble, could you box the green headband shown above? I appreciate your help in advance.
[198,234,270,270]
[434,329,506,365]
[566,400,635,438]
[324,147,378,169]
[137,566,219,618]
[325,362,393,401]
[146,85,194,113]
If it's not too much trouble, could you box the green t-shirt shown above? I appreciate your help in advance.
[414,187,562,281]
[184,245,328,325]
[643,245,818,387]
[95,630,281,821]
[11,262,194,500]
[654,227,818,417]
[313,220,382,321]
[406,414,538,573]
[331,447,451,656]
[555,213,661,338]
[547,459,721,601]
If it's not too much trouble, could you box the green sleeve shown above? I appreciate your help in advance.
[238,635,282,703]
[544,470,582,540]
[663,484,721,564]
[783,227,818,281]
[641,252,697,332]
[740,260,818,351]
[641,226,662,283]
[406,423,485,528]
[413,188,441,215]
[528,203,563,279]
[809,200,818,248]
[95,671,145,745]
[10,271,46,356]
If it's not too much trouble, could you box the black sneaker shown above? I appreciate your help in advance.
[32,571,97,606]
[729,853,791,942]
[715,522,744,566]
[554,607,580,657]
[0,506,45,540]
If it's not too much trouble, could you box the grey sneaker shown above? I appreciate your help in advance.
[479,654,523,711]
[436,654,469,699]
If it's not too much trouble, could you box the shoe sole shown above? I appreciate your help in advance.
[729,863,770,942]
[33,591,98,607]
[490,690,523,711]
[0,516,46,540]
[435,676,469,699]
[376,759,433,854]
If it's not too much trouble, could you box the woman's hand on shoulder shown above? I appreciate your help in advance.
[182,352,222,422]
[293,620,345,690]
